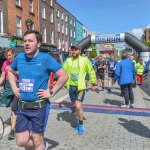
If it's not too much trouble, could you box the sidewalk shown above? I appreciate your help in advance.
[0,84,150,150]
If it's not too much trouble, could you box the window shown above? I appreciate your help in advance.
[51,30,54,44]
[61,13,64,20]
[16,16,22,36]
[74,22,76,27]
[16,0,21,6]
[70,29,72,37]
[58,38,61,49]
[70,19,72,25]
[65,15,67,22]
[29,0,33,13]
[62,24,64,34]
[50,12,53,23]
[57,21,60,32]
[42,27,46,43]
[74,31,76,38]
[65,26,67,35]
[50,0,53,7]
[31,23,34,30]
[0,10,3,34]
[42,4,46,19]
[56,9,60,18]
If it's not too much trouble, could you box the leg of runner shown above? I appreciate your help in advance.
[8,96,18,139]
[74,100,85,135]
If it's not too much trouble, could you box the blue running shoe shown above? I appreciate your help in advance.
[78,125,85,135]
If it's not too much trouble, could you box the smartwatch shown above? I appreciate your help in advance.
[49,90,54,95]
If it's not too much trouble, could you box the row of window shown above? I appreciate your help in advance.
[16,0,34,13]
[16,0,53,9]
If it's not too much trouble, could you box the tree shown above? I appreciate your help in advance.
[88,44,97,58]
[145,41,150,48]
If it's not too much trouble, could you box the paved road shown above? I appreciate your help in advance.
[0,83,150,150]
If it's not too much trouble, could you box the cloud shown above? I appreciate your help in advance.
[146,24,150,28]
[129,28,144,39]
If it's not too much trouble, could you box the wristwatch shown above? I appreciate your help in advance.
[49,90,54,96]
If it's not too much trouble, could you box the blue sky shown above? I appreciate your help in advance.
[57,0,150,35]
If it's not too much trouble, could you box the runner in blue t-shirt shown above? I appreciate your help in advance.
[8,30,68,150]
[107,55,118,93]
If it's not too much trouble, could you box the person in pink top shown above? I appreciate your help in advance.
[0,48,19,139]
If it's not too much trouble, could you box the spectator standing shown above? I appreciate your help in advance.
[136,57,145,85]
[63,45,96,135]
[0,48,19,139]
[129,55,137,87]
[115,52,136,108]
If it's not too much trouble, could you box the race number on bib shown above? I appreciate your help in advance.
[19,79,35,92]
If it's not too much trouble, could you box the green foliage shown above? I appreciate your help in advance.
[89,44,97,58]
[145,41,150,48]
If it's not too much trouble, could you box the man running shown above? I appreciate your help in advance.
[107,55,117,93]
[95,55,107,91]
[8,30,68,150]
[63,45,96,135]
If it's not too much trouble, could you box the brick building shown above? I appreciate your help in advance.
[55,2,69,52]
[144,27,150,41]
[0,0,8,35]
[7,0,39,37]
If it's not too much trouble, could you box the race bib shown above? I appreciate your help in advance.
[71,73,79,81]
[110,64,115,68]
[19,79,35,92]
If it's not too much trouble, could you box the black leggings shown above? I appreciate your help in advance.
[11,95,19,116]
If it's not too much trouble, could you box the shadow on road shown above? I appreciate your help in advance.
[143,98,150,101]
[44,137,59,149]
[110,91,122,96]
[4,118,11,125]
[57,110,78,128]
[104,99,124,106]
[118,118,150,138]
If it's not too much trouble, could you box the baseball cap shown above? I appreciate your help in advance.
[71,45,81,50]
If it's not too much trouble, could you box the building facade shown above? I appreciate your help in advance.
[68,13,76,47]
[39,0,56,46]
[55,2,68,52]
[7,0,39,37]
[83,26,88,38]
[0,0,7,35]
[144,27,150,41]
[76,20,83,44]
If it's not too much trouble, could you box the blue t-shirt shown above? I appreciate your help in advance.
[11,52,62,102]
[107,59,118,73]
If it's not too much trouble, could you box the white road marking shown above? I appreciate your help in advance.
[54,94,69,102]
[3,126,11,137]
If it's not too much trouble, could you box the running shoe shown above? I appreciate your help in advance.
[8,129,15,139]
[78,125,85,135]
[95,88,100,93]
[121,105,130,108]
[107,88,111,93]
[130,104,134,108]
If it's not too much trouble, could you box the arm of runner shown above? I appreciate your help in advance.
[37,68,68,99]
[0,72,5,85]
[8,67,20,98]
